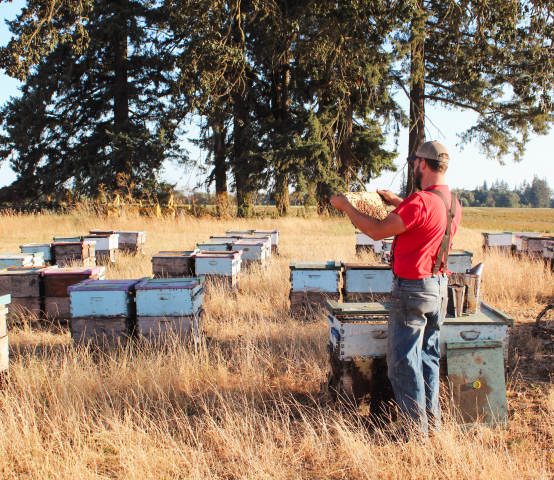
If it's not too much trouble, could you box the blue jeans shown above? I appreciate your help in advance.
[387,275,448,436]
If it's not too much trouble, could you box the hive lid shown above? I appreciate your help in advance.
[290,261,342,270]
[343,262,391,270]
[448,249,473,257]
[522,235,554,240]
[253,229,280,234]
[42,266,105,276]
[115,230,146,234]
[197,240,232,245]
[226,230,255,235]
[19,243,52,248]
[0,294,11,306]
[1,266,57,275]
[53,236,83,241]
[326,301,390,316]
[195,251,242,259]
[151,250,198,257]
[89,229,118,234]
[83,234,113,239]
[481,232,512,235]
[68,278,145,293]
[136,277,203,290]
[52,241,95,246]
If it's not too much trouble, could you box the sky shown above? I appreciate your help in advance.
[1,1,552,195]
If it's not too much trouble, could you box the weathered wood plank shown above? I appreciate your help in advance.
[0,269,43,297]
[9,297,42,319]
[71,316,130,345]
[44,296,71,319]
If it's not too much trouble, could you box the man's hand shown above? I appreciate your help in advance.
[330,192,352,212]
[377,189,403,208]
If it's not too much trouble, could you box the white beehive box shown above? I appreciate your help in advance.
[289,261,342,293]
[69,279,142,317]
[82,234,119,251]
[514,232,541,251]
[89,230,120,249]
[482,232,512,248]
[343,263,393,295]
[231,239,271,261]
[20,243,53,262]
[326,301,513,361]
[253,230,280,246]
[135,277,203,316]
[194,251,242,276]
[447,249,473,273]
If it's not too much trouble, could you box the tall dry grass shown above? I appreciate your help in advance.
[0,212,553,479]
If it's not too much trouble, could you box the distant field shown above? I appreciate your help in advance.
[461,207,554,233]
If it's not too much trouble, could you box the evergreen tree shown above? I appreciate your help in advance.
[529,175,552,208]
[0,0,185,201]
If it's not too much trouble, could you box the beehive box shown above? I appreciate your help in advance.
[194,251,242,277]
[52,241,96,267]
[481,232,513,253]
[68,279,143,344]
[83,234,119,263]
[0,253,38,268]
[543,240,554,272]
[231,239,271,267]
[88,230,120,249]
[447,249,473,274]
[0,294,10,373]
[226,230,255,236]
[210,235,240,243]
[521,235,553,258]
[355,231,383,255]
[326,300,513,420]
[42,267,106,321]
[20,243,53,262]
[0,266,55,319]
[135,277,204,341]
[152,250,198,278]
[514,232,541,253]
[53,236,83,243]
[289,261,343,317]
[253,230,280,255]
[197,241,233,252]
[115,231,146,254]
[342,263,393,302]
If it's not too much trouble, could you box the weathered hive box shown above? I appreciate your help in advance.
[326,301,512,422]
[0,294,9,373]
[42,267,106,320]
[481,232,513,253]
[135,277,204,341]
[82,234,119,263]
[53,236,83,243]
[342,263,392,302]
[151,250,198,278]
[514,232,541,253]
[52,241,96,267]
[0,266,56,319]
[20,243,53,262]
[447,249,473,274]
[197,241,232,252]
[0,253,38,268]
[543,240,554,272]
[115,231,146,254]
[68,279,142,344]
[289,261,343,317]
[521,235,552,258]
[231,239,271,266]
[194,251,242,288]
[253,230,280,255]
[355,231,382,255]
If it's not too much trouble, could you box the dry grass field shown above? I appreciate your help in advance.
[0,211,553,479]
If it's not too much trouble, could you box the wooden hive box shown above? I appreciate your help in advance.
[481,232,513,253]
[196,241,233,252]
[514,232,541,253]
[152,250,198,278]
[115,231,146,254]
[42,267,106,321]
[194,251,242,277]
[253,230,280,255]
[289,261,343,317]
[342,263,392,302]
[543,240,554,272]
[210,235,241,243]
[521,235,553,258]
[68,278,143,345]
[231,239,271,267]
[0,294,10,373]
[88,230,120,248]
[447,249,473,274]
[83,234,119,263]
[52,241,96,267]
[20,243,53,263]
[53,236,83,243]
[0,254,35,268]
[135,277,203,341]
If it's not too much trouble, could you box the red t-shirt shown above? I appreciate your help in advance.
[391,185,462,279]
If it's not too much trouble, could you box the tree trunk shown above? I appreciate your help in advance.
[232,88,253,218]
[338,100,353,188]
[316,180,332,215]
[407,0,425,196]
[274,172,290,215]
[212,114,229,215]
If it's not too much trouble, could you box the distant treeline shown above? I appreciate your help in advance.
[451,176,553,208]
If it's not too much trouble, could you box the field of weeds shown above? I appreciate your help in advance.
[0,212,553,479]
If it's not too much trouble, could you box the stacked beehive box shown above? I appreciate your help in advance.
[481,232,513,254]
[52,241,96,267]
[69,279,142,345]
[231,238,271,268]
[289,261,343,317]
[135,277,204,342]
[20,243,53,265]
[342,263,393,302]
[447,249,473,272]
[0,294,10,376]
[0,253,45,268]
[116,231,146,254]
[194,250,242,289]
[0,266,55,320]
[83,233,119,263]
[253,230,280,255]
[355,232,394,256]
[151,250,198,278]
[543,240,554,272]
[520,235,554,259]
[43,267,105,323]
[514,232,541,257]
[197,240,233,252]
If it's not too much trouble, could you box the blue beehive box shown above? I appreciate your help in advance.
[68,279,142,317]
[343,262,393,301]
[20,243,53,262]
[289,261,342,293]
[0,253,36,268]
[135,277,203,316]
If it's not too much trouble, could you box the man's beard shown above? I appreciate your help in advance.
[414,165,423,191]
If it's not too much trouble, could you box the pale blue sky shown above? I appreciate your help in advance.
[1,1,552,195]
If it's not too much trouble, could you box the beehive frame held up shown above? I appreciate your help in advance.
[345,192,388,221]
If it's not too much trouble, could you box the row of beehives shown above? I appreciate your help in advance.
[482,231,554,268]
[151,229,280,288]
[7,230,146,268]
[289,250,474,317]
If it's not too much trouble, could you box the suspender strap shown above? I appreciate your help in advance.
[428,189,457,276]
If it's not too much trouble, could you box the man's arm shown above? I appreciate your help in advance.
[330,193,407,240]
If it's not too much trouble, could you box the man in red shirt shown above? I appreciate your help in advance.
[331,141,462,437]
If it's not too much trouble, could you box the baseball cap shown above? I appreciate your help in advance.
[406,141,450,163]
